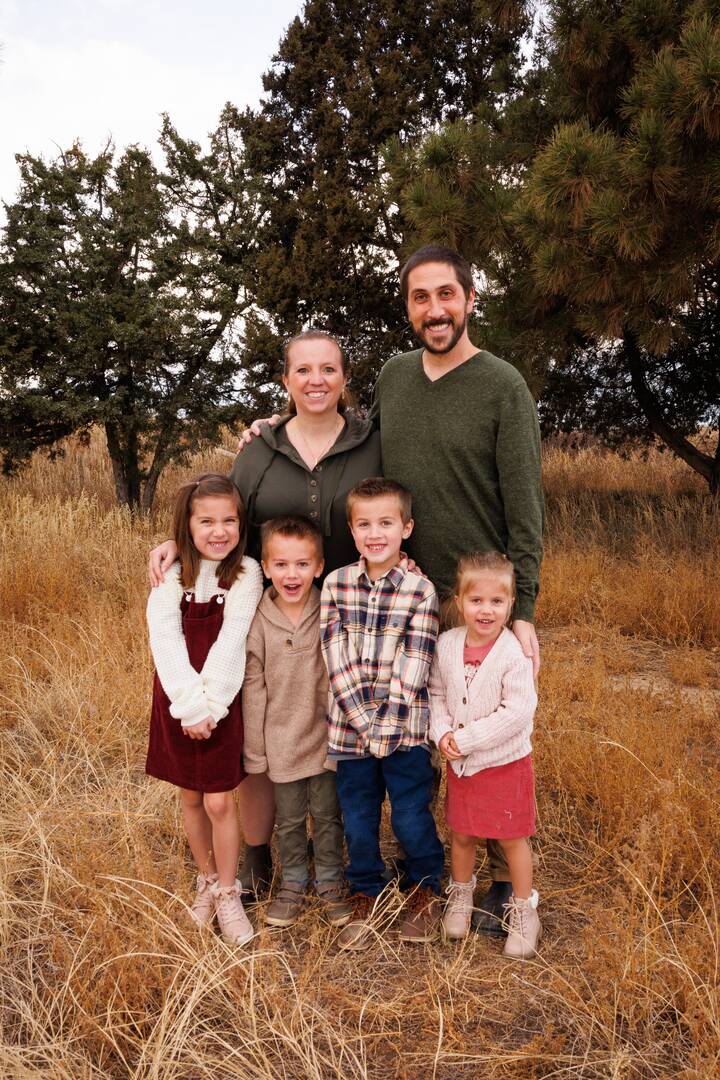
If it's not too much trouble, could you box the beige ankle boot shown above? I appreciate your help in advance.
[211,879,254,946]
[443,875,476,940]
[502,890,541,960]
[189,872,218,927]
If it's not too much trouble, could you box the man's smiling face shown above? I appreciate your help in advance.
[405,261,475,355]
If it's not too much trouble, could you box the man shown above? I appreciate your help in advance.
[243,244,544,931]
[370,245,542,669]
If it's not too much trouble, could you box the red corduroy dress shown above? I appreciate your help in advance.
[146,589,245,793]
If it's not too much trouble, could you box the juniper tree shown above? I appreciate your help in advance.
[0,114,269,512]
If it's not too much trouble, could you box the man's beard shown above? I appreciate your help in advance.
[414,314,468,355]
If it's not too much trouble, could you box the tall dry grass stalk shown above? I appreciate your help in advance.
[1,432,719,1077]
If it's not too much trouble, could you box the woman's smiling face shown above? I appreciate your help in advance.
[282,337,346,418]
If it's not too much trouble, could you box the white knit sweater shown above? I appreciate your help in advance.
[147,557,263,728]
[428,626,536,777]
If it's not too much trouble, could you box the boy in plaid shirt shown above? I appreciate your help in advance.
[320,477,444,950]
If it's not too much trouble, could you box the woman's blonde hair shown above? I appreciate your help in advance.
[442,550,516,628]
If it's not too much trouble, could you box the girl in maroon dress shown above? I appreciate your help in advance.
[146,474,263,945]
[428,552,540,959]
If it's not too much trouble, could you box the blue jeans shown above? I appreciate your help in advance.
[335,746,444,898]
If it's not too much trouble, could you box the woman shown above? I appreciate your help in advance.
[148,330,381,897]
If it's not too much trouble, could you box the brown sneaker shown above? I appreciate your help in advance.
[336,893,377,951]
[315,880,353,926]
[399,886,441,943]
[189,872,218,928]
[502,891,541,960]
[265,881,306,927]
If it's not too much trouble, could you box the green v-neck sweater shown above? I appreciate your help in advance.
[370,348,544,621]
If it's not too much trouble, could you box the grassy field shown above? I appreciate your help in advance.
[1,433,719,1078]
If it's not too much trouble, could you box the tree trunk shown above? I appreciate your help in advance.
[105,421,143,512]
[624,333,720,497]
[141,463,163,516]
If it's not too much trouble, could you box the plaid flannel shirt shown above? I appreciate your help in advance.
[320,559,439,758]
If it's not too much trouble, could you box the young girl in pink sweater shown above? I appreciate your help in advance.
[429,551,540,959]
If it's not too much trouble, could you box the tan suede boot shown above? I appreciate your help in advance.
[502,890,541,960]
[442,875,476,941]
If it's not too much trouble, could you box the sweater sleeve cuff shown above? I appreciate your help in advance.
[244,757,268,774]
[429,720,453,747]
[176,703,210,728]
[168,685,209,727]
[512,593,536,623]
[205,698,229,724]
[454,726,478,755]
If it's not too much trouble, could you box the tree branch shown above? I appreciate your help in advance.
[624,332,718,491]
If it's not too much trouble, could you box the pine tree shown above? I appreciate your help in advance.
[0,116,267,512]
[233,0,532,404]
[391,1,720,492]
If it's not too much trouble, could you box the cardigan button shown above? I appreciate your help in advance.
[462,696,467,704]
[285,638,293,646]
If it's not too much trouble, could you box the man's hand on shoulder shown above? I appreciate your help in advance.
[512,619,540,679]
[236,414,281,452]
[149,539,179,587]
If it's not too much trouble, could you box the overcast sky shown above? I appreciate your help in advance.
[0,0,303,207]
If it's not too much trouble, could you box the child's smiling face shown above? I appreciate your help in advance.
[456,570,514,646]
[262,535,324,609]
[189,495,241,561]
[349,495,413,580]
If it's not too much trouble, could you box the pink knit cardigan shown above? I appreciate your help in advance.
[428,626,537,777]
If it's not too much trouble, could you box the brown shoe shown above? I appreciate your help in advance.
[315,880,354,926]
[265,881,306,927]
[336,893,377,951]
[399,886,441,943]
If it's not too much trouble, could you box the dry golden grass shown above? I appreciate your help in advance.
[1,432,719,1078]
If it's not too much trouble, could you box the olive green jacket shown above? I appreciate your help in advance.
[230,413,381,574]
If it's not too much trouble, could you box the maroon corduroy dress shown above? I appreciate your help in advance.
[146,587,246,793]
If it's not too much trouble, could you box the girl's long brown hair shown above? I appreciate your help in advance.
[173,473,247,589]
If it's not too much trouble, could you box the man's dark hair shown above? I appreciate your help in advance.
[346,477,413,525]
[399,245,474,303]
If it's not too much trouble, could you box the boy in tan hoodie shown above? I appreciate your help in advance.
[242,515,351,928]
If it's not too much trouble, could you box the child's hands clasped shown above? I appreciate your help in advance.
[439,731,463,761]
[183,716,217,740]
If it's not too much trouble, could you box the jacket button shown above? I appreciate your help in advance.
[462,696,467,704]
[286,638,293,646]
[458,723,464,729]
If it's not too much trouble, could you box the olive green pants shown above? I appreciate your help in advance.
[273,771,344,885]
